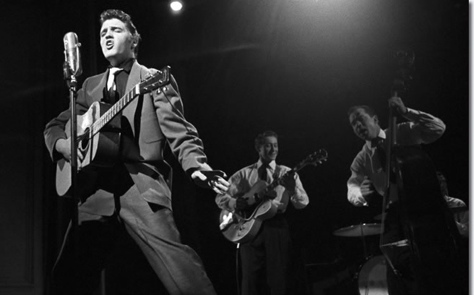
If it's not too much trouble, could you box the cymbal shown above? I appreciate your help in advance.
[374,207,468,219]
[333,223,383,237]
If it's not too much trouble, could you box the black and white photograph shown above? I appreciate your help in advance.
[0,0,469,294]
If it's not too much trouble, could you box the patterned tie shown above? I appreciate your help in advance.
[106,67,122,103]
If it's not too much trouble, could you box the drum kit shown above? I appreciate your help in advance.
[333,221,388,295]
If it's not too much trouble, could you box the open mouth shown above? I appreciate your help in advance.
[105,40,114,50]
[357,129,367,138]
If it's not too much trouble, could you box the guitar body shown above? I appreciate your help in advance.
[219,211,259,244]
[56,102,121,196]
[219,200,278,244]
[219,181,278,243]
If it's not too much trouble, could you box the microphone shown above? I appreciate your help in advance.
[63,32,82,78]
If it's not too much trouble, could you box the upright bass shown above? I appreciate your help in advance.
[378,50,463,294]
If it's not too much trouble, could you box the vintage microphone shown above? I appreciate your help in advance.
[63,32,83,87]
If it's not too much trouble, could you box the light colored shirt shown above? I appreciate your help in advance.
[347,108,446,206]
[216,159,309,213]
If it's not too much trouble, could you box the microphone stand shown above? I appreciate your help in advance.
[61,32,84,293]
[63,62,80,245]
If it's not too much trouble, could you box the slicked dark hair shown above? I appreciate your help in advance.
[347,105,377,118]
[100,9,141,55]
[255,130,278,151]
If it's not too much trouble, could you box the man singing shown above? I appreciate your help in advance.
[44,9,229,295]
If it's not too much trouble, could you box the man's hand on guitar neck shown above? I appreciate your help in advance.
[55,138,85,162]
[280,172,297,192]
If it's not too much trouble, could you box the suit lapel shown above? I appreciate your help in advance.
[125,61,143,93]
[122,61,142,117]
[88,71,108,104]
[122,61,149,136]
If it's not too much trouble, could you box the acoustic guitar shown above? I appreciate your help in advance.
[218,149,328,244]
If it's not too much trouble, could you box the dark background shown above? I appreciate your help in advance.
[0,0,468,294]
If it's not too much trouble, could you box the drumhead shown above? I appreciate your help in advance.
[358,255,388,295]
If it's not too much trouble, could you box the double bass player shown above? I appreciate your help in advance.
[346,97,464,295]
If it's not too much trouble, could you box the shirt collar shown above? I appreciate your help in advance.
[257,159,276,170]
[367,129,386,149]
[108,58,135,73]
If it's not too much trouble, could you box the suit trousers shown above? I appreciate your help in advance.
[51,185,216,295]
[239,215,292,295]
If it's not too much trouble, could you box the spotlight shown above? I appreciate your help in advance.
[170,1,183,12]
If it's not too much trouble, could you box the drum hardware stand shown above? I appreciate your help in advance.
[378,199,401,278]
[359,222,369,260]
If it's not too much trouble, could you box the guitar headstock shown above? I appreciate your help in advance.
[139,66,171,94]
[295,149,328,171]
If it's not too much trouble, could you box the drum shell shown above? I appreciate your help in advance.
[357,255,388,295]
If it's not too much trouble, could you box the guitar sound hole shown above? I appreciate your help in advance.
[79,128,90,150]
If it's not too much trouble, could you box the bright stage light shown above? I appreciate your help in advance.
[170,1,183,12]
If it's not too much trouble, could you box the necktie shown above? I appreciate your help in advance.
[373,137,387,170]
[259,163,269,182]
[106,67,122,103]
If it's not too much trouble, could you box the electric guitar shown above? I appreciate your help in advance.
[218,149,328,244]
[55,66,171,196]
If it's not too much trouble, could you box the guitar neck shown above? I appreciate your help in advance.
[91,84,140,136]
[88,66,171,137]
[258,149,327,197]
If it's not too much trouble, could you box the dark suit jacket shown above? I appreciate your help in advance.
[44,61,209,215]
